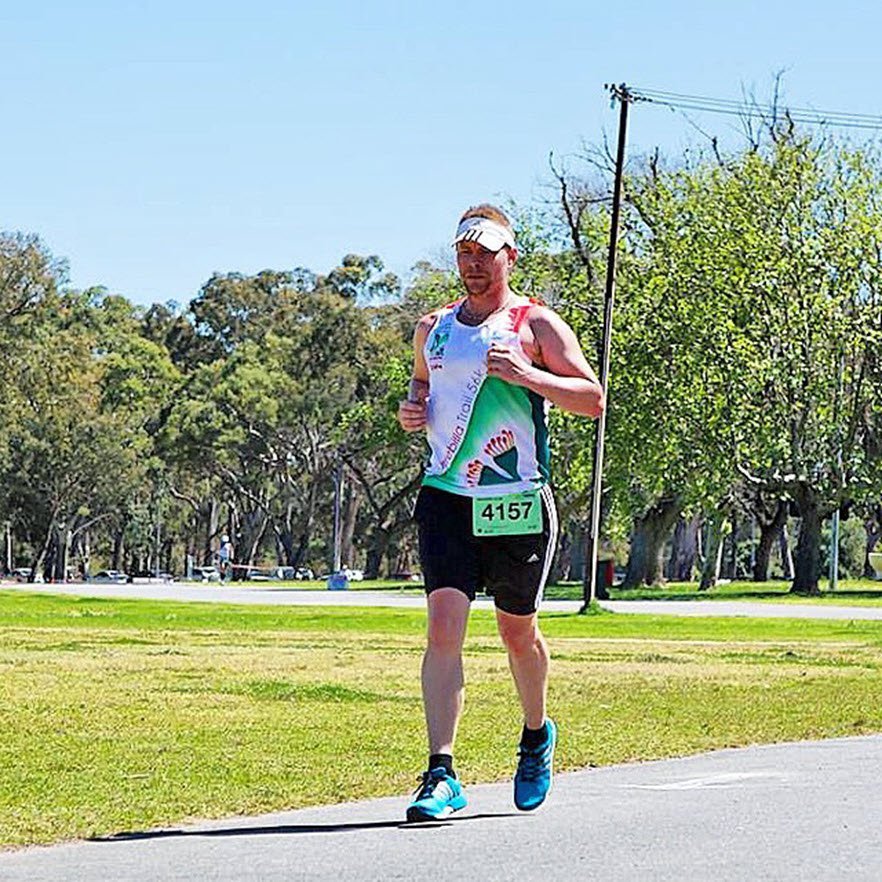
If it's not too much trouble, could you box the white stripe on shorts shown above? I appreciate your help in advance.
[535,484,558,611]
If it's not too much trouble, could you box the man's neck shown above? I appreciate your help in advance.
[465,283,512,310]
[459,287,514,325]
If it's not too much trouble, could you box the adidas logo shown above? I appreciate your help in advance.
[526,553,540,563]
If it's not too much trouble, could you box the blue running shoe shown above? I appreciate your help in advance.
[514,718,557,811]
[406,767,467,822]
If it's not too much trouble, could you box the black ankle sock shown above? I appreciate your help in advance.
[520,721,549,750]
[428,753,455,777]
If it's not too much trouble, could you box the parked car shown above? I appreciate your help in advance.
[342,567,364,581]
[295,566,314,581]
[191,566,221,583]
[92,570,129,584]
[12,567,33,582]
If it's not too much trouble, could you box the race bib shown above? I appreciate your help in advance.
[472,490,542,536]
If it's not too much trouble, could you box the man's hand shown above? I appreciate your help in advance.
[398,377,429,433]
[398,398,427,433]
[487,342,535,386]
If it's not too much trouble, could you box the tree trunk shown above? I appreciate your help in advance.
[364,528,388,580]
[32,508,61,582]
[203,497,219,565]
[569,522,586,582]
[753,500,789,582]
[699,509,729,590]
[863,506,882,578]
[622,497,683,588]
[52,523,72,582]
[71,526,91,581]
[790,487,822,595]
[779,522,795,579]
[666,515,700,581]
[721,513,738,579]
[231,506,268,574]
[340,482,360,569]
[551,529,572,584]
[111,520,126,571]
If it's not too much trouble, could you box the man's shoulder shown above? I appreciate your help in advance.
[521,298,563,327]
[417,300,461,329]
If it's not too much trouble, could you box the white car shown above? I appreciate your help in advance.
[92,570,129,584]
[191,566,221,582]
[342,567,364,581]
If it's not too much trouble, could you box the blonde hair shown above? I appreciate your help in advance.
[459,204,514,236]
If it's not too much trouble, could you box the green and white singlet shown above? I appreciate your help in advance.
[422,295,550,498]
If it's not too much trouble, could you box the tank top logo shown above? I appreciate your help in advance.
[427,312,454,372]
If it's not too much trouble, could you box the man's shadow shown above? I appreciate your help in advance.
[92,812,521,842]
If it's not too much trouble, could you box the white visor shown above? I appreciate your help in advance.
[453,216,516,252]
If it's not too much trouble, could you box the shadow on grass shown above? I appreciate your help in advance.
[91,812,521,842]
[543,582,882,603]
[606,589,882,603]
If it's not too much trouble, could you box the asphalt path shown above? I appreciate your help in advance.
[3,735,881,881]
[4,580,882,619]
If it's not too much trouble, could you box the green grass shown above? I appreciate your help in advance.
[544,578,882,604]
[229,577,423,592]
[251,575,882,604]
[2,589,882,849]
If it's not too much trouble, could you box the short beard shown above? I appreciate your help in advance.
[462,276,491,296]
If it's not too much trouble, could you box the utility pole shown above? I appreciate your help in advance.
[581,83,633,613]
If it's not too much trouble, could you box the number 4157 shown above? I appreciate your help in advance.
[481,501,533,521]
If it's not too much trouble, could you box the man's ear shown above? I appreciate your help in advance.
[506,246,518,266]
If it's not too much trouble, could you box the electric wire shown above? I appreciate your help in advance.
[616,85,882,132]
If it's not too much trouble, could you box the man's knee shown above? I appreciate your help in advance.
[426,588,469,654]
[497,612,543,656]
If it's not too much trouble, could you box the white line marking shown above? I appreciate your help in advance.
[623,772,788,791]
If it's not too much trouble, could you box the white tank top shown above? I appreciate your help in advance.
[422,295,550,498]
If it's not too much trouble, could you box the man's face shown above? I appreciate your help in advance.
[455,240,515,296]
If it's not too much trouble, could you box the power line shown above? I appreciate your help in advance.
[620,85,882,132]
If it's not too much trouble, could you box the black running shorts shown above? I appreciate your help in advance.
[414,484,559,616]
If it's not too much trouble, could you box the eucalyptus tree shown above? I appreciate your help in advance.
[339,261,461,577]
[550,127,882,593]
[731,137,882,593]
[161,256,404,574]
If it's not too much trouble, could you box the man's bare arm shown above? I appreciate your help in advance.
[486,306,604,417]
[397,315,433,432]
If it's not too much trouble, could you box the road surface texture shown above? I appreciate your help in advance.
[2,735,880,881]
[4,580,882,619]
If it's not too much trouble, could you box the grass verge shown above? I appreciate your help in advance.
[545,578,882,604]
[2,590,882,848]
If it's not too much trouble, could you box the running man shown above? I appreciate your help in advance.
[398,204,604,821]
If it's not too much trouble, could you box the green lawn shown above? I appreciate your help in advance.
[2,590,882,848]
[544,578,882,604]
[231,575,882,605]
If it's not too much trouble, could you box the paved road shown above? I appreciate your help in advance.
[3,735,880,881]
[4,580,882,619]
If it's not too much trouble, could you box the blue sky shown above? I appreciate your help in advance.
[2,0,880,307]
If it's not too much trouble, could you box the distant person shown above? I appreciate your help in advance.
[218,534,233,582]
[397,204,604,821]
